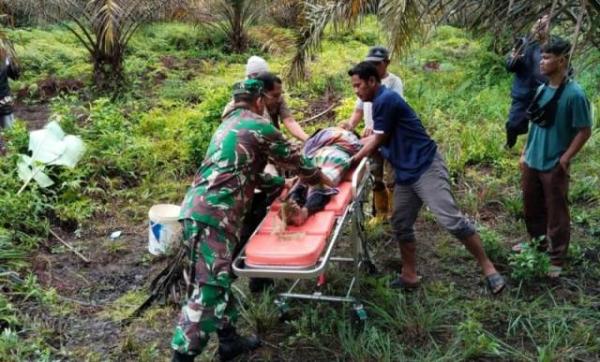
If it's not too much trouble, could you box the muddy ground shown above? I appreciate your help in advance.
[28,217,476,361]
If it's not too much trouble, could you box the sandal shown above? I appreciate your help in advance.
[512,237,549,253]
[390,276,421,290]
[511,242,528,253]
[485,273,506,295]
[548,265,562,279]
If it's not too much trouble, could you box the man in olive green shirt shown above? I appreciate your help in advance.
[223,57,309,142]
[518,37,592,277]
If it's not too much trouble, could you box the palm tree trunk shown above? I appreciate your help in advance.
[92,52,125,92]
[231,1,247,52]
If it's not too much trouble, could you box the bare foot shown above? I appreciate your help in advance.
[289,207,308,226]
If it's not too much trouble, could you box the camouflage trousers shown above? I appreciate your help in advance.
[171,220,238,356]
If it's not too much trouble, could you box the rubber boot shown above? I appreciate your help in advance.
[373,188,389,218]
[217,325,261,361]
[386,186,395,218]
[171,351,195,362]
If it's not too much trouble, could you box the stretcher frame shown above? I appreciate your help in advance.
[232,158,375,314]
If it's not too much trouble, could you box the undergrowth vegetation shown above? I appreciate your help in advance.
[0,17,598,360]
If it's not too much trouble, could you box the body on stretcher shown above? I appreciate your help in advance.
[232,157,373,280]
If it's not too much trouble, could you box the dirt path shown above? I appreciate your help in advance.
[13,102,50,130]
[32,223,176,359]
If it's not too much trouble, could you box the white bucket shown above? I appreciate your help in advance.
[148,204,182,255]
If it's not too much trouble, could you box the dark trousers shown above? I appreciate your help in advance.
[521,163,570,265]
[235,191,272,257]
[505,97,531,148]
[507,98,530,134]
[289,184,331,215]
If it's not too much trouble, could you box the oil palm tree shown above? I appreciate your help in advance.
[202,0,265,53]
[439,0,598,51]
[290,0,599,81]
[44,0,174,91]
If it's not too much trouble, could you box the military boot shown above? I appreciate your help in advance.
[217,325,261,361]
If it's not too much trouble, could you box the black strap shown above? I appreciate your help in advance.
[527,77,568,127]
[533,77,567,107]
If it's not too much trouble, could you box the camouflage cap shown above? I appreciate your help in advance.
[232,79,264,96]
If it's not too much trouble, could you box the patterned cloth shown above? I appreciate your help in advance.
[173,107,321,356]
[301,127,362,197]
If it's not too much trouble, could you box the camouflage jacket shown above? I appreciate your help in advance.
[180,108,321,241]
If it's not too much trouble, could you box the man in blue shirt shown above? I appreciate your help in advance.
[517,37,592,278]
[349,62,505,294]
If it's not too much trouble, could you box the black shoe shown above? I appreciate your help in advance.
[172,351,195,362]
[217,326,261,361]
[248,277,274,294]
[505,130,518,149]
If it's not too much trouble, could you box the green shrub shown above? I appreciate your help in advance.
[570,175,599,203]
[185,86,231,167]
[457,317,501,358]
[0,294,19,328]
[479,225,509,263]
[334,97,357,123]
[0,155,50,248]
[508,237,551,281]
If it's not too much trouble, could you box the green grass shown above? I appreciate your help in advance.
[0,17,598,361]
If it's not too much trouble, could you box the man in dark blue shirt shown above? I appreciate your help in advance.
[505,15,549,148]
[349,62,505,294]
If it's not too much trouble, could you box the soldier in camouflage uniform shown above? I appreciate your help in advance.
[171,79,326,362]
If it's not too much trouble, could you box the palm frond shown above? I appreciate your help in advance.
[378,0,429,57]
[201,0,266,53]
[0,31,19,61]
[92,0,124,54]
[288,0,374,82]
[436,0,599,51]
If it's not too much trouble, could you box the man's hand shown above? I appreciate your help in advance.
[338,120,353,130]
[319,172,335,187]
[362,127,373,137]
[510,49,523,59]
[559,155,570,173]
[279,177,298,200]
[519,154,526,170]
[349,154,365,168]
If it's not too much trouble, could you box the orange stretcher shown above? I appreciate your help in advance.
[232,158,375,319]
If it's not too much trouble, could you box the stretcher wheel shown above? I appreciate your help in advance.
[362,260,379,275]
[350,303,368,329]
[275,298,291,322]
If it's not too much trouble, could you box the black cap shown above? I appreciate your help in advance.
[365,46,390,62]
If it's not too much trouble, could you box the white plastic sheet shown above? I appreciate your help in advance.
[17,121,86,191]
